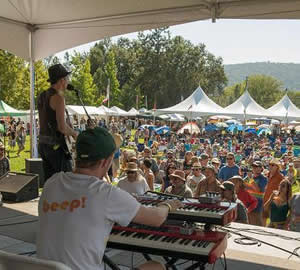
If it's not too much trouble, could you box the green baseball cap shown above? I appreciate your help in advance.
[76,127,116,161]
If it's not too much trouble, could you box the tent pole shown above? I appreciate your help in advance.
[29,30,38,158]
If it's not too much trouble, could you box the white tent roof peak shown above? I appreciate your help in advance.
[224,90,274,118]
[267,94,300,120]
[155,86,227,117]
[110,106,128,116]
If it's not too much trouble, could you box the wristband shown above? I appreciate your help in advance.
[159,202,172,212]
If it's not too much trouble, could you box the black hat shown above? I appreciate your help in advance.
[47,64,71,84]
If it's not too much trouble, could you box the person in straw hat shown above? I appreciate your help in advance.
[229,175,257,215]
[186,162,205,193]
[117,162,149,195]
[38,127,183,270]
[165,170,193,198]
[263,158,284,226]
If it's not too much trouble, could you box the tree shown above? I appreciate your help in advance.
[104,50,121,107]
[67,53,97,106]
[220,75,284,108]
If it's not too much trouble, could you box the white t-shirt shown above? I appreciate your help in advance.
[117,176,149,195]
[37,172,140,270]
[187,174,205,192]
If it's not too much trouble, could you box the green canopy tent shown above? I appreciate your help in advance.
[0,100,28,117]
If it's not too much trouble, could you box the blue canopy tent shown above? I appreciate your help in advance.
[227,124,243,133]
[154,126,170,135]
[205,124,218,132]
[245,128,256,134]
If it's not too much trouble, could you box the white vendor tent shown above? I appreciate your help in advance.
[223,91,275,119]
[266,94,300,122]
[66,105,104,116]
[159,113,185,122]
[110,106,128,117]
[127,108,139,117]
[98,105,115,116]
[155,86,227,117]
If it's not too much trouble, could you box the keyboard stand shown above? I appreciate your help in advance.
[103,254,121,270]
[142,254,207,270]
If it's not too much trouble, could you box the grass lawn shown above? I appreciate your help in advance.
[2,135,31,172]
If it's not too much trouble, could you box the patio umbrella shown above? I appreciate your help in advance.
[257,128,272,136]
[225,119,240,125]
[245,128,256,134]
[216,122,228,128]
[227,124,243,132]
[257,124,270,129]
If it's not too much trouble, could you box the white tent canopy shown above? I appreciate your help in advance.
[155,86,228,117]
[2,1,300,61]
[266,94,300,121]
[223,90,275,119]
[66,105,105,116]
[110,106,128,116]
[98,105,115,115]
[159,113,185,122]
[127,108,139,117]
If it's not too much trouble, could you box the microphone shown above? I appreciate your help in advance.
[67,84,80,94]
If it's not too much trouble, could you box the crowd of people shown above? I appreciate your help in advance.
[100,117,300,232]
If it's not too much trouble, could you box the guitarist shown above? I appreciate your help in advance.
[38,64,78,182]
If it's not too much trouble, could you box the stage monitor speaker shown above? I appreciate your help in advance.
[0,172,39,202]
[25,158,45,188]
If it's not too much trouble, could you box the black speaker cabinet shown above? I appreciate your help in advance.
[0,172,39,202]
[26,158,45,188]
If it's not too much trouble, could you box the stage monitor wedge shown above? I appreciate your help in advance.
[0,172,39,202]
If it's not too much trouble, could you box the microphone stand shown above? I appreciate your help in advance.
[75,91,94,128]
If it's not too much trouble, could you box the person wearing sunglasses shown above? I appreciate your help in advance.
[165,170,193,198]
[186,162,205,193]
[194,165,223,198]
[117,162,150,196]
[218,152,240,182]
[0,142,9,178]
[161,163,176,193]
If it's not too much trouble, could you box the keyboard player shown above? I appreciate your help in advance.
[37,127,183,270]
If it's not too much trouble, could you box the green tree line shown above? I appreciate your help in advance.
[0,27,300,111]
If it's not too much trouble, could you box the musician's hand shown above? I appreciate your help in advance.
[159,200,183,211]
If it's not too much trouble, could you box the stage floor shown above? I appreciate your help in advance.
[0,199,299,269]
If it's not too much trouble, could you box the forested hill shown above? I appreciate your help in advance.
[224,62,300,90]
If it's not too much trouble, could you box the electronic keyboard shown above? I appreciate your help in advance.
[107,223,227,264]
[137,194,237,226]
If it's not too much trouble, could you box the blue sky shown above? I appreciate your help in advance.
[57,19,300,65]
